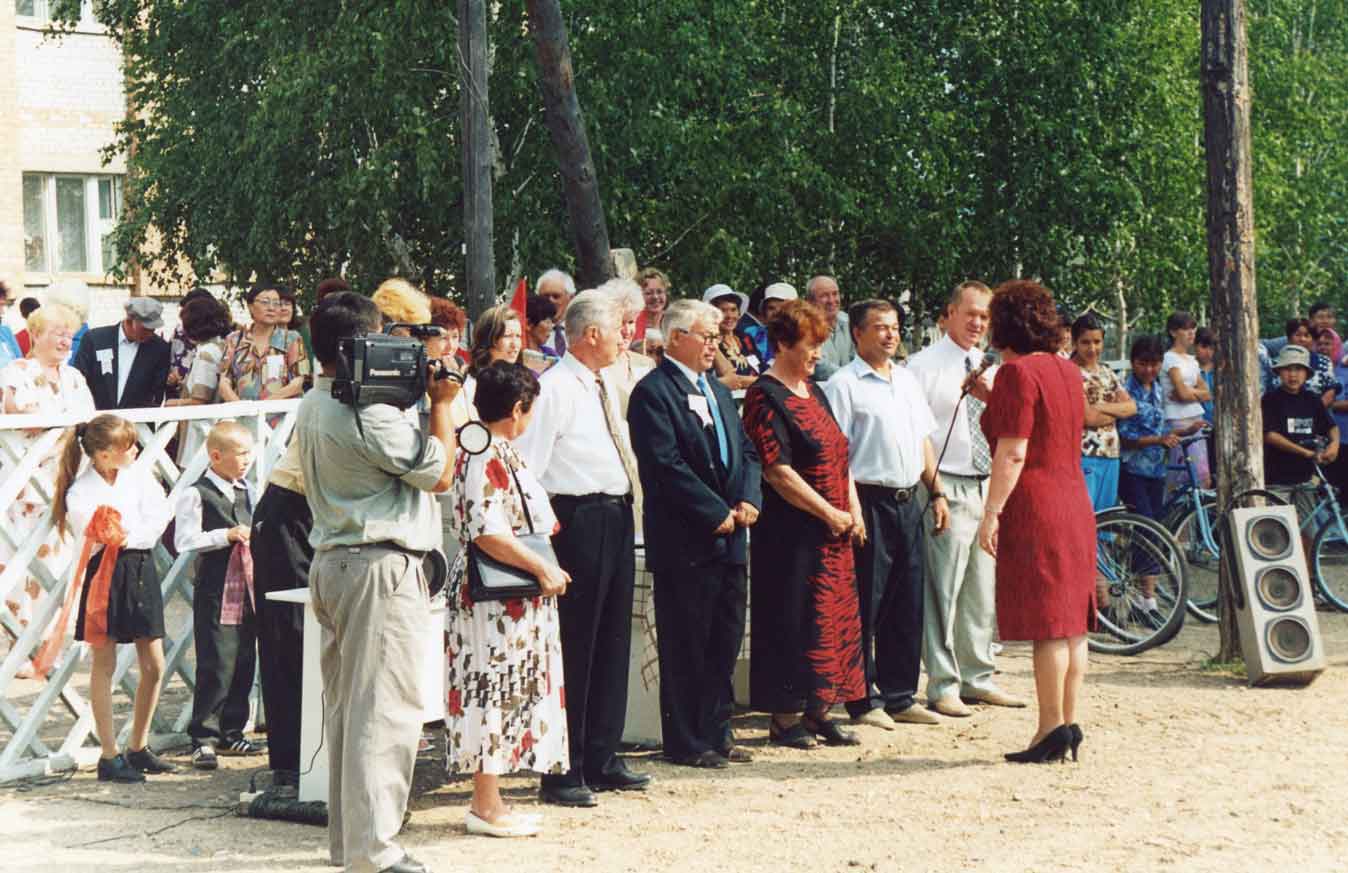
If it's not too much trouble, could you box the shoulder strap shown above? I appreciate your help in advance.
[506,457,537,535]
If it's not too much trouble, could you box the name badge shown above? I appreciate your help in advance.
[96,348,114,376]
[687,393,713,428]
[265,354,285,381]
[746,354,761,371]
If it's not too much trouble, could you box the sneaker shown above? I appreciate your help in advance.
[192,744,219,770]
[97,754,146,783]
[126,746,178,774]
[220,737,266,756]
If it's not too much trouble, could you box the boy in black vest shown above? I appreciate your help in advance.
[175,420,266,770]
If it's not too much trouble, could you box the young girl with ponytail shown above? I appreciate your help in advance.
[45,414,176,782]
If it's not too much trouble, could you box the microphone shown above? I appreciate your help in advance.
[962,352,996,396]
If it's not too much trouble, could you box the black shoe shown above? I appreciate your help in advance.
[588,761,652,791]
[97,754,146,783]
[1004,725,1073,764]
[716,744,754,763]
[539,784,599,807]
[379,854,430,873]
[1068,724,1084,762]
[667,749,730,769]
[768,718,818,750]
[126,746,178,774]
[801,714,861,747]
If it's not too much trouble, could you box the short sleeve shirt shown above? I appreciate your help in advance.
[296,376,447,551]
[1261,387,1336,485]
[1117,375,1168,479]
[219,328,310,401]
[1080,364,1122,459]
[1162,350,1205,420]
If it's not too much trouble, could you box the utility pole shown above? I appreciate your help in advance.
[459,0,496,320]
[1201,0,1262,661]
[525,0,615,291]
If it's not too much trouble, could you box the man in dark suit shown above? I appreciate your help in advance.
[628,299,762,768]
[72,297,172,410]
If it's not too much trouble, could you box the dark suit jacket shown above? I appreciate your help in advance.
[627,358,762,572]
[71,323,171,410]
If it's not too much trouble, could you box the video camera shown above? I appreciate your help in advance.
[332,323,460,410]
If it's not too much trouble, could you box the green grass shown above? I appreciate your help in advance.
[1198,656,1248,678]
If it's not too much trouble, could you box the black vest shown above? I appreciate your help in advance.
[193,476,248,593]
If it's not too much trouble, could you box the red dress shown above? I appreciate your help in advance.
[981,354,1097,640]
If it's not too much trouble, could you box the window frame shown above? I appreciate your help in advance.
[21,172,125,277]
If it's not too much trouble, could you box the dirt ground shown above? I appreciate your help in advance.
[4,613,1347,873]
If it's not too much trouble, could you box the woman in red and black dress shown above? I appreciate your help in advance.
[742,300,866,749]
[976,280,1096,764]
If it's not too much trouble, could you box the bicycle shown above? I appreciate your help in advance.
[1282,436,1348,612]
[1160,432,1287,623]
[1088,507,1188,656]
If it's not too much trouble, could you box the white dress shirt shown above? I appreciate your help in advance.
[116,323,141,405]
[906,334,995,478]
[66,463,172,556]
[175,469,256,553]
[824,357,936,489]
[513,352,631,497]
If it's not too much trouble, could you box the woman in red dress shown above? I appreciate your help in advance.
[976,280,1095,764]
[742,300,866,749]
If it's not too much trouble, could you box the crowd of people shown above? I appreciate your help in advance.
[0,268,1341,873]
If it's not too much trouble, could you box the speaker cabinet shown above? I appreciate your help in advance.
[1226,505,1325,686]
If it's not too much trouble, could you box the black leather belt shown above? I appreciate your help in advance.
[551,493,633,508]
[858,483,919,504]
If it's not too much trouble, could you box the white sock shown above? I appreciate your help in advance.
[1141,597,1159,612]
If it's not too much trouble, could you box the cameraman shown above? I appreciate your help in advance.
[296,291,458,873]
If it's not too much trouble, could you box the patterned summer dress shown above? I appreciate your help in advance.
[444,437,568,776]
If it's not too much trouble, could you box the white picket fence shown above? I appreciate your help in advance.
[0,400,300,783]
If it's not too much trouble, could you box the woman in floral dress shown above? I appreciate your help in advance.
[0,303,96,675]
[446,362,569,838]
[217,284,308,403]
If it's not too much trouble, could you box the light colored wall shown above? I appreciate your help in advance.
[0,5,24,286]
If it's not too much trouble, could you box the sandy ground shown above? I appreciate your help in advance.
[4,613,1347,873]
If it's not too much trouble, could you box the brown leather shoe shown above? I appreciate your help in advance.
[961,688,1028,708]
[927,696,973,718]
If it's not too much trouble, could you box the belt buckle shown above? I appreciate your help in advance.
[894,486,914,504]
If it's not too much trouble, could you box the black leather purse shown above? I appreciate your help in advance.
[465,463,553,602]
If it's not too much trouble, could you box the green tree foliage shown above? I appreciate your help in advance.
[66,0,1343,330]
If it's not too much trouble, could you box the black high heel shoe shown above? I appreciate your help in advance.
[1068,724,1083,762]
[1004,725,1073,764]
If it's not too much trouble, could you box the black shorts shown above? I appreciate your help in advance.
[75,548,165,644]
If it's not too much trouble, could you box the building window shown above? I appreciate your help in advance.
[15,1,96,25]
[22,173,124,276]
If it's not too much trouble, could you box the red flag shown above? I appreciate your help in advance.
[510,277,529,321]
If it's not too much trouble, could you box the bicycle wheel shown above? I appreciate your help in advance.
[1089,512,1188,656]
[1311,521,1348,611]
[1167,499,1221,623]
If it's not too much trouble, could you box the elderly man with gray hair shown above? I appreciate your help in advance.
[536,268,577,356]
[515,289,652,808]
[628,299,762,768]
[807,275,852,381]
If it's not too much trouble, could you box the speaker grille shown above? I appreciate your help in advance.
[1266,617,1313,663]
[1254,567,1303,611]
[1247,516,1294,560]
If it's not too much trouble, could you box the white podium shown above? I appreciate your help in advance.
[265,588,446,803]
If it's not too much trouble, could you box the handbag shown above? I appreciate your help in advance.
[465,462,554,602]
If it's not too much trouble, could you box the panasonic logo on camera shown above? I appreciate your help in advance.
[368,368,403,376]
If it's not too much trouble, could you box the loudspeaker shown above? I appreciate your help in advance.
[1226,505,1325,686]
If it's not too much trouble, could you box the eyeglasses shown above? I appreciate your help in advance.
[253,296,283,306]
[680,329,719,346]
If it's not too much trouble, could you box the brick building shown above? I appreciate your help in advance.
[2,1,156,328]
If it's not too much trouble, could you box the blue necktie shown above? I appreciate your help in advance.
[697,374,730,466]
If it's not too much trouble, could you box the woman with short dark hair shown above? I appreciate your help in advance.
[976,280,1096,764]
[166,296,235,463]
[741,300,866,749]
[218,283,309,403]
[445,361,569,838]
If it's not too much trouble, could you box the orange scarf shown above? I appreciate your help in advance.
[34,506,126,675]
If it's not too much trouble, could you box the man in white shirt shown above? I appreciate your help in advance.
[515,290,652,808]
[808,275,852,381]
[825,300,949,730]
[536,268,576,357]
[907,281,1025,717]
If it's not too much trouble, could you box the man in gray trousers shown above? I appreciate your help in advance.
[907,281,1025,717]
[296,292,458,873]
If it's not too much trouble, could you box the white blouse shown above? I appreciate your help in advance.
[65,463,173,556]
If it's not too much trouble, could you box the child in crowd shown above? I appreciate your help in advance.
[1195,327,1217,469]
[175,420,265,770]
[1163,311,1211,489]
[1073,314,1135,513]
[1263,344,1339,560]
[51,414,176,783]
[1318,328,1348,496]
